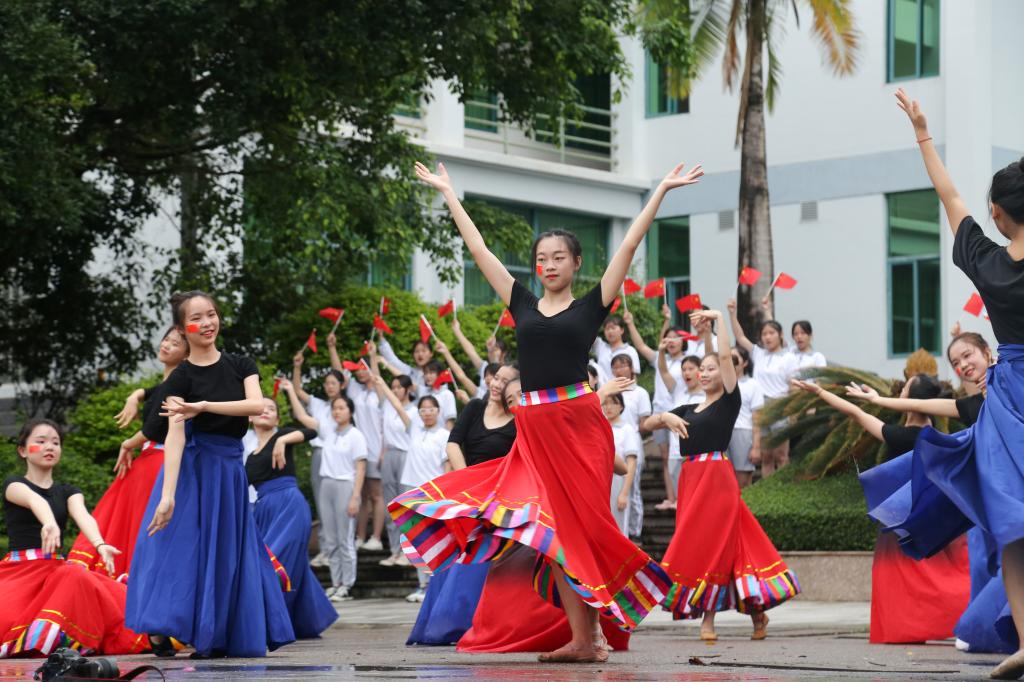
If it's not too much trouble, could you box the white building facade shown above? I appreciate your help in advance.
[396,0,1022,382]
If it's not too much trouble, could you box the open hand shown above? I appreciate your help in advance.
[845,382,879,402]
[791,379,822,395]
[148,497,175,535]
[40,522,60,555]
[160,397,206,422]
[598,376,635,398]
[662,412,690,440]
[114,395,139,429]
[659,162,704,190]
[414,161,453,193]
[895,88,928,133]
[98,544,122,576]
[113,440,135,479]
[689,309,721,329]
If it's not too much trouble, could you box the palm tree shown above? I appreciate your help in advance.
[639,0,859,334]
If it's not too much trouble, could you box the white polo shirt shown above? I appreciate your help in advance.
[736,376,766,431]
[320,424,368,481]
[751,345,800,399]
[401,424,450,488]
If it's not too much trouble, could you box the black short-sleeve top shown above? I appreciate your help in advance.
[953,216,1024,345]
[141,381,173,443]
[881,424,922,460]
[245,425,318,486]
[447,399,516,467]
[669,383,742,456]
[956,393,985,427]
[162,353,259,439]
[509,280,612,392]
[3,476,82,552]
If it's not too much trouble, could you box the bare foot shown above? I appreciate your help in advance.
[991,649,1024,679]
[655,499,674,511]
[592,627,610,654]
[538,642,607,663]
[699,626,718,642]
[751,612,769,640]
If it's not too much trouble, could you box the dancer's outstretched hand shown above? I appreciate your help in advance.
[160,396,206,422]
[113,440,135,479]
[791,379,822,395]
[115,394,140,429]
[272,439,287,470]
[597,376,634,400]
[845,382,879,402]
[895,88,928,134]
[415,161,453,194]
[148,496,175,535]
[40,522,60,555]
[662,412,689,440]
[659,162,704,191]
[98,544,122,577]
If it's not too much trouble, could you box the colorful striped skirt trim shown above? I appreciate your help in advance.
[684,451,728,462]
[661,567,801,618]
[520,381,593,407]
[3,550,62,562]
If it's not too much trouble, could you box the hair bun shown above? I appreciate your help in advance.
[1017,157,1024,173]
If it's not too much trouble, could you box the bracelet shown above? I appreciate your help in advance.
[916,136,933,144]
[95,541,108,549]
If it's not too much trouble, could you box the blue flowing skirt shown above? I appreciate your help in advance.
[125,429,295,657]
[861,344,1024,652]
[406,563,489,646]
[253,477,338,639]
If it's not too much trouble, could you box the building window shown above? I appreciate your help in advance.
[647,216,690,326]
[463,200,610,305]
[645,52,689,118]
[888,0,939,81]
[348,254,411,290]
[887,189,940,355]
[464,89,499,133]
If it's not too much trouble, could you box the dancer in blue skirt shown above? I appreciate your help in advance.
[890,88,1024,679]
[253,379,338,638]
[126,290,295,658]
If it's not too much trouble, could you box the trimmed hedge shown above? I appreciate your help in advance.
[742,464,876,552]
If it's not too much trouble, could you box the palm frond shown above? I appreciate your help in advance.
[800,0,860,76]
[721,0,746,92]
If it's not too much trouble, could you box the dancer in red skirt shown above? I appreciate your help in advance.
[644,309,799,641]
[68,327,188,579]
[1,419,147,658]
[392,159,702,663]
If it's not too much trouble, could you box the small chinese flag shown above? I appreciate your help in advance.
[342,359,368,371]
[643,278,665,299]
[774,273,798,290]
[623,278,643,296]
[186,324,200,334]
[536,264,543,277]
[272,378,281,398]
[372,313,393,335]
[963,292,984,317]
[738,266,762,286]
[433,369,454,390]
[318,307,344,323]
[305,329,318,354]
[676,330,700,342]
[498,308,516,328]
[675,293,702,313]
[360,341,371,356]
[419,315,433,343]
[610,297,622,314]
[379,297,391,315]
[437,300,455,318]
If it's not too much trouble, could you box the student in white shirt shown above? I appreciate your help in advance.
[656,339,707,508]
[609,353,651,539]
[592,314,642,385]
[318,395,367,603]
[728,347,765,488]
[601,392,640,536]
[344,362,385,553]
[420,360,458,429]
[728,298,800,476]
[790,320,827,371]
[377,337,435,395]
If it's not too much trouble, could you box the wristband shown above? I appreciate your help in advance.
[916,136,933,144]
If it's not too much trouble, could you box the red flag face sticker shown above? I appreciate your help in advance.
[28,444,42,453]
[186,324,200,333]
[536,264,543,277]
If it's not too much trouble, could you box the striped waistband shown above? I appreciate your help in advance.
[684,451,728,462]
[3,549,62,562]
[520,381,594,407]
[142,440,165,451]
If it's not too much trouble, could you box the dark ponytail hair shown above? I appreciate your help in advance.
[170,290,220,327]
[530,229,582,265]
[907,373,944,401]
[17,419,63,447]
[734,346,753,377]
[990,158,1024,224]
[392,374,415,400]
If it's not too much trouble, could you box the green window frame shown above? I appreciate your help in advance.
[647,216,691,325]
[348,254,412,291]
[645,52,689,118]
[887,189,941,356]
[887,0,940,82]
[463,199,610,306]
[464,90,499,133]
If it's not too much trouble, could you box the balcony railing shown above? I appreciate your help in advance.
[463,98,616,172]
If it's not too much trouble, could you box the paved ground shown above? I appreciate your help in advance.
[0,600,1010,681]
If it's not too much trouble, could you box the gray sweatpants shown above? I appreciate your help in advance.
[628,449,645,538]
[319,477,357,588]
[381,447,410,554]
[311,447,326,549]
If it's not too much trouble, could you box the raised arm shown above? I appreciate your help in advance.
[326,332,342,372]
[895,88,969,234]
[371,375,412,428]
[451,318,484,370]
[377,338,413,376]
[600,163,703,305]
[291,352,312,405]
[4,482,61,554]
[727,298,754,352]
[793,380,884,441]
[279,379,319,430]
[692,309,735,393]
[845,382,960,419]
[657,340,678,394]
[623,309,657,363]
[415,162,516,305]
[433,339,478,395]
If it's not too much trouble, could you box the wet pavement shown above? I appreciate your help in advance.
[0,601,1008,681]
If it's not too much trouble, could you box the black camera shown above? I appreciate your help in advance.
[34,648,120,681]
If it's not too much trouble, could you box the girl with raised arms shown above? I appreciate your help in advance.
[390,158,701,663]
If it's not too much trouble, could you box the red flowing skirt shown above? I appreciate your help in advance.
[661,454,799,618]
[458,545,630,652]
[389,392,670,631]
[870,532,970,643]
[0,552,148,658]
[68,442,164,579]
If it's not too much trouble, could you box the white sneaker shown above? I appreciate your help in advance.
[955,638,970,652]
[378,553,398,567]
[310,552,328,568]
[394,553,411,567]
[324,585,337,599]
[362,537,384,552]
[405,588,426,603]
[355,538,367,550]
[330,586,354,603]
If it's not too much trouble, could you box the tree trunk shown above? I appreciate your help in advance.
[736,0,773,340]
[178,157,204,288]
